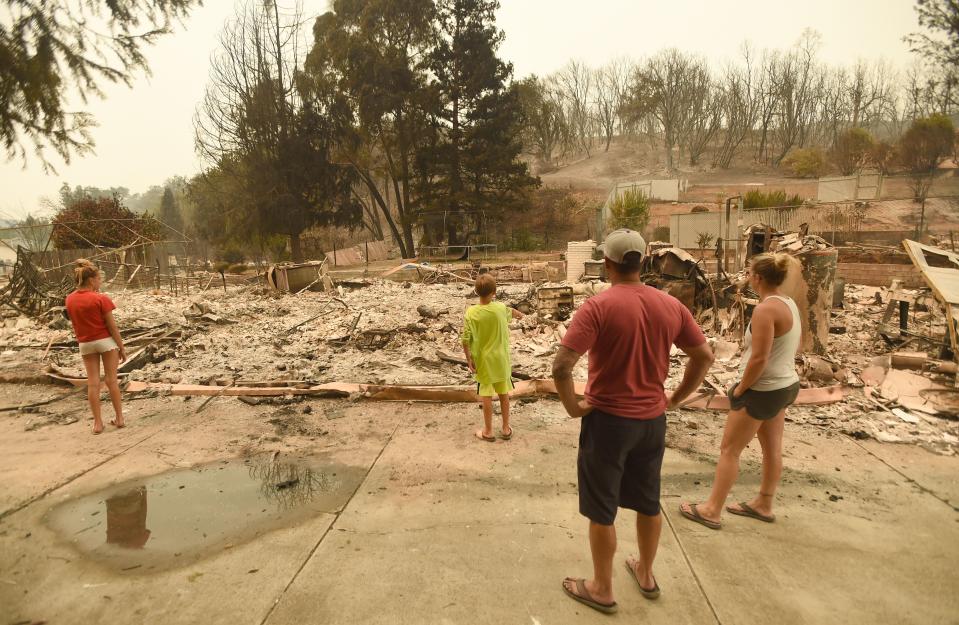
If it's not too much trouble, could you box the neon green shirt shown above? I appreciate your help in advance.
[461,301,512,385]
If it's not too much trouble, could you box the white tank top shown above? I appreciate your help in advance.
[739,295,801,391]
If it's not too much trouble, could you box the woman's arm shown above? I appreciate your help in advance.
[104,310,126,362]
[734,303,774,396]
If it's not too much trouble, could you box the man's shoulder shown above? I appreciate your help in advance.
[591,284,676,304]
[592,284,687,316]
[642,285,683,307]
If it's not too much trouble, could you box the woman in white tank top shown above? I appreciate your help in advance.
[680,253,801,529]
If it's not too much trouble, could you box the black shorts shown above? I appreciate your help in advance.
[577,409,666,524]
[727,381,800,420]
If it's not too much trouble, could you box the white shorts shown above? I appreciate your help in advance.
[79,337,119,356]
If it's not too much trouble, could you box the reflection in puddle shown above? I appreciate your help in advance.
[45,456,365,573]
[248,460,337,509]
[105,487,150,549]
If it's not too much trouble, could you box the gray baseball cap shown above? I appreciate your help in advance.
[598,228,647,263]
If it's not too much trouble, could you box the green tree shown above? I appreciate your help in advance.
[743,190,804,209]
[607,188,650,232]
[696,231,715,259]
[905,0,959,68]
[831,128,875,175]
[781,147,828,178]
[159,186,184,235]
[420,0,539,245]
[58,183,131,207]
[516,75,568,166]
[186,166,237,247]
[125,185,164,215]
[898,114,956,202]
[869,140,897,175]
[304,0,436,259]
[17,214,52,251]
[194,1,360,262]
[1,0,201,169]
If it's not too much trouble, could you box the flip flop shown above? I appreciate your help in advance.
[562,577,618,614]
[109,419,125,429]
[726,502,775,523]
[474,430,495,442]
[500,426,513,440]
[624,558,660,600]
[679,503,721,530]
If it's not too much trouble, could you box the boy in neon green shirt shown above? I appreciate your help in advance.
[462,273,524,442]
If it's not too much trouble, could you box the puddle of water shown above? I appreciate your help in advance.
[44,456,366,574]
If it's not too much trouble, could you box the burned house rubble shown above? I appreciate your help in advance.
[0,235,957,456]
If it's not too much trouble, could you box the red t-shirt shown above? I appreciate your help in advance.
[65,290,116,343]
[561,284,706,419]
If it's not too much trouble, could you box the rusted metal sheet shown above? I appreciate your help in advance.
[902,240,959,363]
[267,260,327,292]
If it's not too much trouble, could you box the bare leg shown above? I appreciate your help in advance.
[627,511,661,590]
[564,521,616,605]
[681,408,762,522]
[498,393,511,435]
[101,349,123,426]
[475,396,493,439]
[81,354,103,434]
[734,408,786,517]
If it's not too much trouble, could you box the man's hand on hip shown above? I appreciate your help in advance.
[567,398,593,419]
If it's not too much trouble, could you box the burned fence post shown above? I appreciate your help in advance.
[796,248,839,356]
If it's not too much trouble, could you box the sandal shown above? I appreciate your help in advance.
[500,426,513,440]
[562,577,617,614]
[726,502,775,523]
[679,502,721,530]
[474,429,495,442]
[624,558,660,600]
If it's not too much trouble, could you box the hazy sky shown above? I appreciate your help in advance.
[0,0,919,219]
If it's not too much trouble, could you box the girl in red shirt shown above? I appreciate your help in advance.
[65,259,127,434]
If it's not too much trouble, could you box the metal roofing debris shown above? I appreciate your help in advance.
[902,239,959,359]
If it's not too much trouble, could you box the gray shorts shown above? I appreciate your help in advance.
[727,381,800,420]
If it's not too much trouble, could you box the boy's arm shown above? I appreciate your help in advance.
[461,313,475,372]
[461,340,475,372]
[509,306,524,319]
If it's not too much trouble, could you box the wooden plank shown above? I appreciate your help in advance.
[670,385,846,410]
[119,379,587,401]
[73,378,849,410]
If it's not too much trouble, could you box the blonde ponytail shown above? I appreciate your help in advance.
[74,259,98,287]
[749,252,796,287]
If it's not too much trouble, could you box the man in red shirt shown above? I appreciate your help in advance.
[554,229,714,614]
